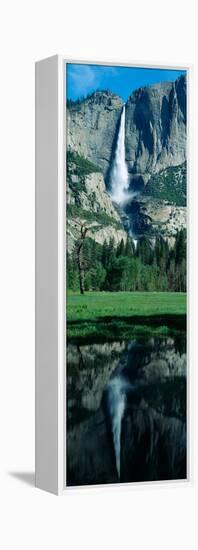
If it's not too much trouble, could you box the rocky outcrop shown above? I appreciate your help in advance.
[67,217,127,253]
[125,75,186,187]
[88,224,127,247]
[68,170,120,220]
[125,195,187,242]
[67,157,127,252]
[67,90,123,178]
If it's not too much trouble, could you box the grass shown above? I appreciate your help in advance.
[67,291,186,342]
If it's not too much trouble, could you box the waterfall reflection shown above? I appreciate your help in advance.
[67,335,186,486]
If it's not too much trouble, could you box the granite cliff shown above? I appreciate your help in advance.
[67,75,186,187]
[67,90,123,180]
[125,75,186,188]
[67,152,127,253]
[67,75,187,243]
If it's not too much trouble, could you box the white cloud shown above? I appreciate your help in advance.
[68,64,119,97]
[69,65,98,96]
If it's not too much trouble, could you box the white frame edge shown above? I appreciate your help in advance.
[35,55,65,495]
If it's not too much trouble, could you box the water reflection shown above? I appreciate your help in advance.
[67,335,186,486]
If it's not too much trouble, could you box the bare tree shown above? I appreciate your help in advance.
[75,223,89,294]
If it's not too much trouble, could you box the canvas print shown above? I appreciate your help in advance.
[66,63,187,486]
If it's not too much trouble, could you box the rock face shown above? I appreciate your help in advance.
[67,156,127,252]
[125,75,186,187]
[67,76,186,188]
[68,171,120,220]
[67,75,187,243]
[67,90,123,179]
[125,195,187,242]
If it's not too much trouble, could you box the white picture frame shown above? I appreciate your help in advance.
[35,55,191,495]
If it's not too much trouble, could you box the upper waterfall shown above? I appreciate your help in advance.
[110,105,129,204]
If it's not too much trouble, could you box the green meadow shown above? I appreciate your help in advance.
[67,291,186,343]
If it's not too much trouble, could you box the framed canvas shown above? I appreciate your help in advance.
[35,56,190,494]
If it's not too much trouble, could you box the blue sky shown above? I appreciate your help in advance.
[66,64,186,102]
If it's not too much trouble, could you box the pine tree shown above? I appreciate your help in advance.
[116,238,125,257]
[125,236,135,257]
[175,229,186,265]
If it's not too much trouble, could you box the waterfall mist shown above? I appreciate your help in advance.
[110,105,129,204]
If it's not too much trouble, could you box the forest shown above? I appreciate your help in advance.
[67,229,186,294]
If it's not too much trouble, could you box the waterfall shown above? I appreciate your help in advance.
[133,238,138,250]
[110,105,129,204]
